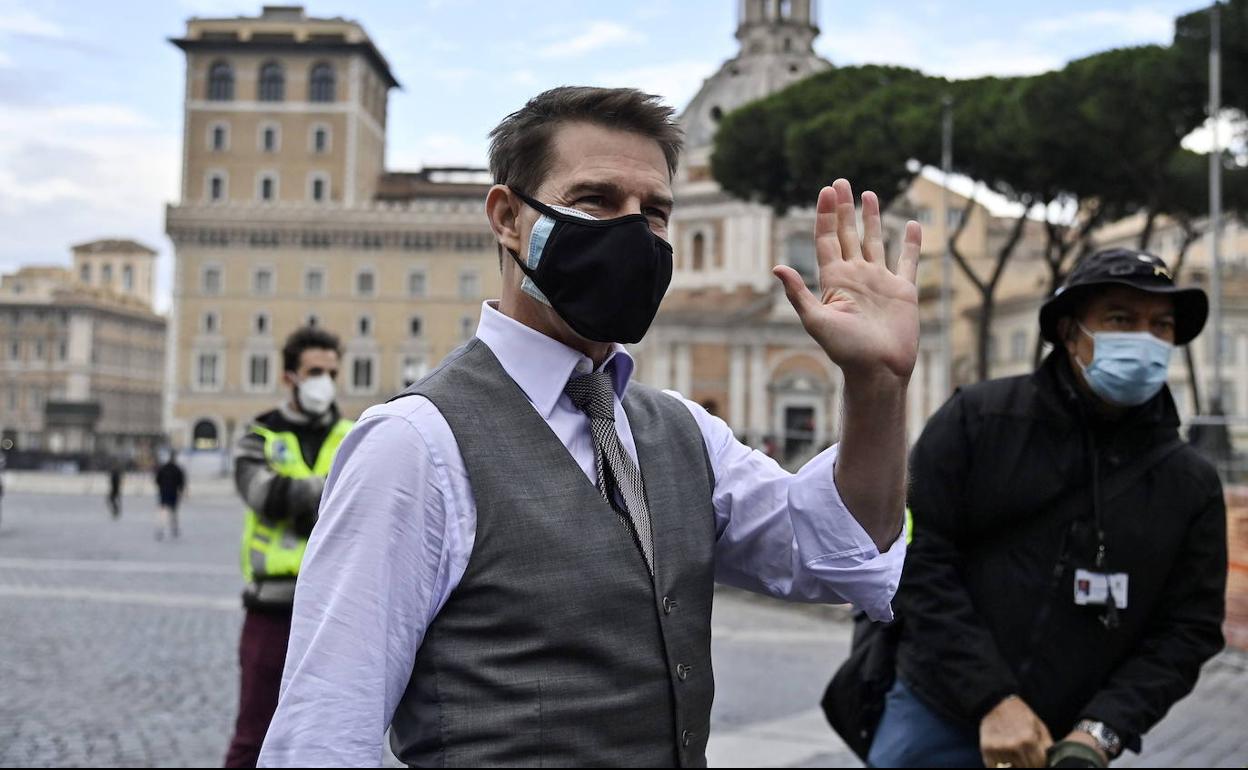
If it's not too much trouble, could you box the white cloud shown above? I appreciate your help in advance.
[1025,8,1174,41]
[0,5,67,39]
[818,10,1062,79]
[590,60,716,113]
[0,100,179,310]
[389,132,490,169]
[537,21,644,60]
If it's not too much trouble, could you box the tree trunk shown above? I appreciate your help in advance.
[1137,210,1158,252]
[977,294,996,382]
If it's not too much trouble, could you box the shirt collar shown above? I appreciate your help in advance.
[475,301,634,418]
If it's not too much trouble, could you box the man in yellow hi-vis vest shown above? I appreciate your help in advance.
[224,326,353,768]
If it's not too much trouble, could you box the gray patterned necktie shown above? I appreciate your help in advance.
[564,370,654,574]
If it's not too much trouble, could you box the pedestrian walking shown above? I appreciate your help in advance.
[259,86,923,767]
[223,326,353,768]
[833,249,1227,768]
[107,460,124,519]
[154,451,186,540]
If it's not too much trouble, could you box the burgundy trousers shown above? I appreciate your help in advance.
[223,607,293,768]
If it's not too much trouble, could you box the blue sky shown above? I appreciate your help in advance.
[0,0,1211,310]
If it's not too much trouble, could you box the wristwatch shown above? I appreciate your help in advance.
[1075,719,1122,759]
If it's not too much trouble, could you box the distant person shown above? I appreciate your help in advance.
[223,326,353,768]
[107,461,124,519]
[154,451,187,540]
[854,249,1227,768]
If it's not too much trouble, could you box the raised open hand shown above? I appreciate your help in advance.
[773,179,922,383]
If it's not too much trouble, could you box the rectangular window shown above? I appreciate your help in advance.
[80,264,92,283]
[314,128,328,153]
[262,126,279,153]
[260,176,275,202]
[249,354,271,389]
[401,356,427,388]
[253,268,274,295]
[196,353,220,389]
[408,270,427,298]
[122,265,134,291]
[352,358,374,391]
[212,125,227,151]
[255,313,270,335]
[34,341,44,359]
[358,315,372,337]
[305,269,325,296]
[203,312,219,333]
[356,270,376,297]
[203,268,223,295]
[947,209,964,229]
[312,177,326,202]
[209,174,225,202]
[458,271,479,300]
[58,341,67,361]
[460,316,474,341]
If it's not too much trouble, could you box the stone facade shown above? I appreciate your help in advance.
[165,6,500,455]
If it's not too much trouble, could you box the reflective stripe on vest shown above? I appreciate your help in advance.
[240,419,353,582]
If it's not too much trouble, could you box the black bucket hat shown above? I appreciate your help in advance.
[1039,248,1209,346]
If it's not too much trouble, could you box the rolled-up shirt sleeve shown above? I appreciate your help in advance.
[670,392,905,622]
[258,399,469,767]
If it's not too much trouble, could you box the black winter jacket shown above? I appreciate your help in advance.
[895,352,1227,752]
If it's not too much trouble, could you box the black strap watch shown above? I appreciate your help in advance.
[1074,719,1122,759]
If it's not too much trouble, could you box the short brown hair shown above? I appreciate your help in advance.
[282,326,342,373]
[488,86,684,195]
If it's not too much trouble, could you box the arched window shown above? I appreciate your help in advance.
[258,61,284,102]
[779,0,793,19]
[308,62,335,102]
[692,232,706,271]
[192,419,219,450]
[208,60,233,101]
[786,232,818,288]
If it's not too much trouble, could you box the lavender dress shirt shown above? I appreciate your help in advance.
[258,301,906,767]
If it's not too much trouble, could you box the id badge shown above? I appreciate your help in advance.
[1074,569,1129,609]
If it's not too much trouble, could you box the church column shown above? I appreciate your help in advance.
[674,341,693,396]
[729,345,747,430]
[650,338,673,390]
[749,344,768,445]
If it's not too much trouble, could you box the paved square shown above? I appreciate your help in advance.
[0,489,1243,767]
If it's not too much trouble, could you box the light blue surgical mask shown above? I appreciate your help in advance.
[1077,324,1173,407]
[520,202,598,308]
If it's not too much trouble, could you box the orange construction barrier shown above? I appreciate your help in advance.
[1225,487,1248,651]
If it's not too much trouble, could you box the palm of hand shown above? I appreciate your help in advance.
[774,180,922,382]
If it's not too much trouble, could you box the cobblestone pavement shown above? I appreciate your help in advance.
[1,490,1245,767]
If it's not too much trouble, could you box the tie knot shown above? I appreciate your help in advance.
[564,371,616,421]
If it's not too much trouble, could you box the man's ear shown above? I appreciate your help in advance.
[1056,317,1079,356]
[486,185,523,261]
[281,370,297,390]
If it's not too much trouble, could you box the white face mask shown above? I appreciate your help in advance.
[295,374,336,416]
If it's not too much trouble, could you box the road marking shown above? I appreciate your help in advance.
[0,557,235,576]
[0,585,237,611]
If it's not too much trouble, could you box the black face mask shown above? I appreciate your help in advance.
[508,190,674,344]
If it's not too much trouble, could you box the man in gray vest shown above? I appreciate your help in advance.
[259,86,923,768]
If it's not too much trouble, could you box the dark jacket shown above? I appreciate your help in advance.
[155,462,186,499]
[895,351,1227,753]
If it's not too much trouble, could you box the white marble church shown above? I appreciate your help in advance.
[634,0,857,464]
